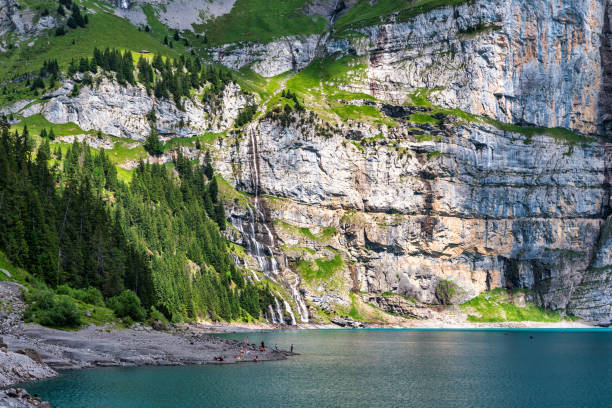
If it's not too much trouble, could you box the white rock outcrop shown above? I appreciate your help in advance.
[40,78,250,140]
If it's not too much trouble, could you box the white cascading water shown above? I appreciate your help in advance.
[273,297,284,324]
[290,282,309,323]
[277,292,297,326]
[268,304,277,324]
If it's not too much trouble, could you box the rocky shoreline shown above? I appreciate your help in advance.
[0,282,295,407]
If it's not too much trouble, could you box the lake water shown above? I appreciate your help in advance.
[23,329,612,407]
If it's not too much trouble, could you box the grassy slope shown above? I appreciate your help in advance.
[335,0,471,32]
[193,0,327,45]
[0,251,120,328]
[281,55,395,124]
[405,89,595,145]
[461,289,565,323]
[0,0,177,106]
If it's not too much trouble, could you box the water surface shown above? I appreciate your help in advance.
[24,329,612,407]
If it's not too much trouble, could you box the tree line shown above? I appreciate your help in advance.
[0,126,275,323]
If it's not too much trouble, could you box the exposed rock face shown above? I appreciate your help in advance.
[114,0,237,30]
[0,351,57,388]
[205,0,612,325]
[0,0,57,43]
[212,34,325,77]
[39,79,250,140]
[215,0,607,135]
[217,110,610,320]
[331,0,606,134]
[569,215,612,325]
[599,1,612,137]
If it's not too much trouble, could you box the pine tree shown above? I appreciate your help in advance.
[204,150,214,180]
[144,129,163,156]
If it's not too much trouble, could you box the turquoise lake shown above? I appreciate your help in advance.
[23,329,612,407]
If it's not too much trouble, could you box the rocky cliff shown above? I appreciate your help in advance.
[214,106,609,322]
[208,0,612,324]
[14,77,251,140]
[214,0,609,136]
[0,0,57,49]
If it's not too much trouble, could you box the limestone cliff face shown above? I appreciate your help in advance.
[25,78,250,140]
[6,0,610,324]
[212,34,325,78]
[215,111,609,319]
[215,0,609,136]
[207,0,612,325]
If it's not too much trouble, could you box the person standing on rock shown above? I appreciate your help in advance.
[290,344,294,353]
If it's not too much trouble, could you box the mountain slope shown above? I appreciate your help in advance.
[1,0,611,327]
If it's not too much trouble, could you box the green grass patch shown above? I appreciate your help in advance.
[0,251,32,284]
[348,291,365,321]
[216,175,251,207]
[381,291,418,304]
[297,254,344,282]
[234,68,293,101]
[427,150,442,159]
[461,288,564,323]
[408,89,434,108]
[13,114,86,137]
[404,88,595,146]
[193,0,328,45]
[483,118,595,145]
[410,112,439,125]
[335,0,471,32]
[284,55,388,123]
[332,104,386,123]
[275,220,337,242]
[140,4,187,54]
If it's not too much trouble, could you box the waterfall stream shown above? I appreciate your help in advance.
[273,297,284,324]
[226,130,310,324]
[277,292,297,326]
[268,304,277,324]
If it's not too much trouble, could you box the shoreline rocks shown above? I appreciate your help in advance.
[0,388,50,408]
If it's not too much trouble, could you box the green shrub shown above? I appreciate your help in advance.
[148,306,169,324]
[76,287,105,307]
[27,288,56,310]
[108,290,146,322]
[435,280,457,305]
[55,285,105,307]
[25,288,81,328]
[38,297,81,328]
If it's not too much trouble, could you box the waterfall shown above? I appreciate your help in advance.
[290,282,309,323]
[268,304,277,324]
[273,297,284,324]
[225,129,309,325]
[277,292,297,326]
